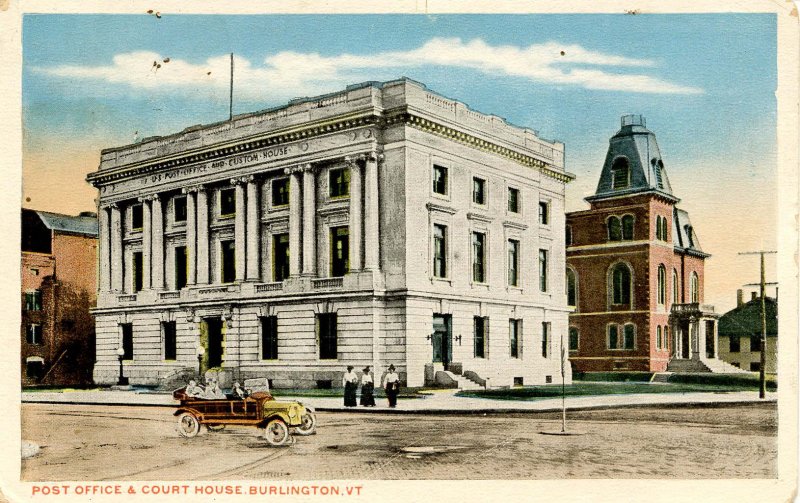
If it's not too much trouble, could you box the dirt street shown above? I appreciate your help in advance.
[21,403,776,480]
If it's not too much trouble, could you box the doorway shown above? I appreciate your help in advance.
[432,314,452,370]
[680,322,690,359]
[201,317,225,370]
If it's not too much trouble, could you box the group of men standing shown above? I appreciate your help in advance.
[342,365,400,408]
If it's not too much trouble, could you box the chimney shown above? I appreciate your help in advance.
[737,289,743,307]
[751,291,757,301]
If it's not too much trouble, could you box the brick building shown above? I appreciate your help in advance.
[21,209,98,386]
[87,78,574,389]
[565,115,734,373]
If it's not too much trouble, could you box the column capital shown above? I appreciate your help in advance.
[101,202,118,210]
[230,175,254,186]
[137,193,160,203]
[357,149,384,163]
[284,164,312,175]
[182,185,204,194]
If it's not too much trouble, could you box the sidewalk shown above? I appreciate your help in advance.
[21,388,777,413]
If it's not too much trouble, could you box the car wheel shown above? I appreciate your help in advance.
[263,419,290,446]
[207,424,226,432]
[177,412,200,438]
[294,412,317,436]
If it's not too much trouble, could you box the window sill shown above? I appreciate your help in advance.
[470,282,490,290]
[431,277,452,286]
[219,214,235,220]
[329,194,350,201]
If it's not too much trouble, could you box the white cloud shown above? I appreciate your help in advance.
[32,38,703,100]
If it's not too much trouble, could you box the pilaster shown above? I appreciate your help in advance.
[151,194,164,290]
[286,166,303,277]
[347,156,363,272]
[196,187,209,285]
[183,186,197,285]
[246,177,261,281]
[109,203,123,292]
[301,164,317,276]
[363,149,382,271]
[232,177,248,282]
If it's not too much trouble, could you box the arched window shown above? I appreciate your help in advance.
[566,268,577,307]
[607,216,622,241]
[657,265,666,305]
[690,272,699,303]
[672,269,679,304]
[657,325,662,350]
[611,157,630,189]
[568,327,579,351]
[655,215,662,240]
[622,215,634,240]
[623,323,636,349]
[661,216,669,242]
[663,325,669,352]
[611,263,632,305]
[565,225,572,246]
[653,159,665,189]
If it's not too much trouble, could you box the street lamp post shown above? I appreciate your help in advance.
[196,345,206,380]
[116,346,127,386]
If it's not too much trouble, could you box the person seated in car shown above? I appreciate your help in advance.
[202,378,226,399]
[185,379,203,398]
[232,382,249,399]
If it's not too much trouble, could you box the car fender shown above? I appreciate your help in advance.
[174,407,203,419]
[259,412,291,428]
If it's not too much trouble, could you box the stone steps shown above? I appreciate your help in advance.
[667,358,750,374]
[650,372,673,384]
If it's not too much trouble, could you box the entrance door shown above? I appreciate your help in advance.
[201,317,225,369]
[681,323,690,359]
[432,314,452,370]
[705,320,716,358]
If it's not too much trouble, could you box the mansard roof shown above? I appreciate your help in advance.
[586,115,676,203]
[673,207,708,257]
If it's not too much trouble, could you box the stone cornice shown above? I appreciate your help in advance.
[88,108,573,187]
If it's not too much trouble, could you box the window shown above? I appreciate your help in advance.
[472,232,486,283]
[30,268,39,276]
[133,251,143,292]
[608,324,635,350]
[508,188,520,213]
[273,234,290,281]
[175,246,187,289]
[565,225,572,246]
[654,160,664,189]
[317,313,337,360]
[672,269,679,304]
[539,249,549,292]
[538,201,549,224]
[163,321,177,361]
[433,224,447,278]
[611,263,632,305]
[220,187,236,217]
[131,204,143,230]
[569,327,579,351]
[329,167,350,198]
[566,269,577,307]
[621,215,634,240]
[433,165,448,195]
[729,336,741,353]
[655,216,662,240]
[26,360,43,380]
[173,196,187,223]
[510,319,522,358]
[750,335,762,352]
[658,265,667,305]
[663,326,669,352]
[608,324,619,349]
[607,216,622,241]
[750,362,761,372]
[261,316,279,360]
[657,326,662,350]
[611,157,630,189]
[474,316,488,358]
[272,177,290,207]
[685,225,695,247]
[507,239,520,287]
[330,226,349,277]
[623,324,636,349]
[541,322,550,358]
[26,324,42,345]
[690,272,699,303]
[661,216,668,242]
[24,290,42,311]
[472,177,486,205]
[121,323,133,360]
[221,240,236,283]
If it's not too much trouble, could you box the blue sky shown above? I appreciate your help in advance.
[21,13,778,311]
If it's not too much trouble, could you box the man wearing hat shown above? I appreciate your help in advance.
[382,364,400,407]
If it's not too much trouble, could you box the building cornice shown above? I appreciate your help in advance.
[87,108,574,187]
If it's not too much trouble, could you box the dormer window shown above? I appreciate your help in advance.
[684,225,694,247]
[611,157,630,189]
[652,158,664,189]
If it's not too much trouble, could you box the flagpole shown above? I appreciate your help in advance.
[229,53,234,121]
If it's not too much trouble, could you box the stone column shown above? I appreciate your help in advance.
[233,177,247,282]
[246,177,261,281]
[363,150,382,271]
[139,196,152,291]
[99,205,111,291]
[110,203,123,292]
[347,157,363,272]
[184,187,197,285]
[301,164,317,276]
[151,194,164,290]
[196,187,209,285]
[286,166,302,277]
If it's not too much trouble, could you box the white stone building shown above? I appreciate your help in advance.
[88,78,573,388]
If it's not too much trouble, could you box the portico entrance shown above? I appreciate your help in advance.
[200,317,225,370]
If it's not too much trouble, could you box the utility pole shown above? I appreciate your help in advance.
[738,251,777,399]
[229,52,234,121]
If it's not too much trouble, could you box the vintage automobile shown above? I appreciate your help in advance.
[172,387,317,446]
